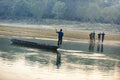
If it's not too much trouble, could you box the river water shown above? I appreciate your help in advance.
[0,37,120,80]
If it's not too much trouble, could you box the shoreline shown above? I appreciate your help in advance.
[0,25,120,44]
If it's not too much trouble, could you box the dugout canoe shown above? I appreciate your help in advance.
[11,39,58,51]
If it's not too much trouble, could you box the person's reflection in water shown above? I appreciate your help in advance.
[89,41,95,52]
[97,43,100,52]
[101,44,103,52]
[56,51,61,69]
[97,43,104,53]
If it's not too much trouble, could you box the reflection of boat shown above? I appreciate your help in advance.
[11,39,58,51]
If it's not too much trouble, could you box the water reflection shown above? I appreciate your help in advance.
[56,51,61,69]
[101,44,103,52]
[97,43,104,53]
[88,41,95,52]
[25,54,49,65]
[25,51,62,69]
[0,38,120,80]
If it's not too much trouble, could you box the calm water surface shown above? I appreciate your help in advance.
[0,38,120,80]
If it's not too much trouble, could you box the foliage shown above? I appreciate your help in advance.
[52,1,66,19]
[0,0,120,24]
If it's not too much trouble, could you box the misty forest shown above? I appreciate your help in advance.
[0,0,120,24]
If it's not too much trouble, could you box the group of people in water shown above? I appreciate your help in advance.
[55,29,105,53]
[56,29,105,47]
[89,31,105,43]
[89,31,105,52]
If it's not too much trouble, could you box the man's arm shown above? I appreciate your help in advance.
[56,29,58,33]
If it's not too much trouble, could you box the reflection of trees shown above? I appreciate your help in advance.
[0,38,63,68]
[0,38,120,74]
[97,60,116,72]
[25,51,62,69]
[25,55,50,65]
[103,46,120,60]
[24,50,58,66]
[64,54,118,72]
[0,52,17,61]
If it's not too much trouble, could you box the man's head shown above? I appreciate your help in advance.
[60,29,62,31]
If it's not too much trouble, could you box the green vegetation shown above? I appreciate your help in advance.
[0,0,120,24]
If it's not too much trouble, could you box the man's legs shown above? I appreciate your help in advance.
[58,39,62,46]
[59,39,62,45]
[58,39,60,46]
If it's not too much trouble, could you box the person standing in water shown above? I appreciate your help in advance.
[102,32,105,42]
[92,31,95,42]
[89,32,93,41]
[98,33,101,42]
[56,29,64,46]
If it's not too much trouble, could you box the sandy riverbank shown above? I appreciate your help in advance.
[0,24,120,42]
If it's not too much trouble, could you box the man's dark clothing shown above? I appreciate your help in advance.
[102,33,105,42]
[98,33,101,42]
[57,31,64,46]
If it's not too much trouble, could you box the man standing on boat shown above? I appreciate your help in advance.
[56,29,64,46]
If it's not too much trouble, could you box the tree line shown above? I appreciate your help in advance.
[0,0,120,24]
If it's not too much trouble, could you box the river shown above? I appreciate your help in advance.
[0,37,120,80]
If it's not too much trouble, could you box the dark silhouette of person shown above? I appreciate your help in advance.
[56,29,64,46]
[92,31,95,41]
[89,31,95,42]
[89,32,93,41]
[102,32,105,42]
[56,51,61,69]
[98,33,101,42]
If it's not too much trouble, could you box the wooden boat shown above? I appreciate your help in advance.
[11,39,58,51]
